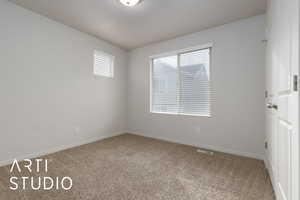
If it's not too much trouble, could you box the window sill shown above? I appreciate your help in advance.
[150,111,211,118]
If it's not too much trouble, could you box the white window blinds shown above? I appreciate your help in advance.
[94,50,114,78]
[151,48,211,117]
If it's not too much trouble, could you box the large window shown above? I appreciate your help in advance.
[150,47,211,117]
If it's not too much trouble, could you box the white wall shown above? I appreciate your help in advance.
[128,15,266,159]
[0,0,128,165]
[0,0,266,164]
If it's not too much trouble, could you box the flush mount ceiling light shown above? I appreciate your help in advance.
[119,0,141,7]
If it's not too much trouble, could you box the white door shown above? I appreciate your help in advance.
[266,0,299,200]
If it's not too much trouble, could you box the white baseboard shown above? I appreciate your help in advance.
[264,155,278,199]
[1,131,264,167]
[128,131,264,160]
[0,132,123,167]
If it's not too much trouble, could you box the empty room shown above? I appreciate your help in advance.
[0,0,299,199]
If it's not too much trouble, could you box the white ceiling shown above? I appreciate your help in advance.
[10,0,266,50]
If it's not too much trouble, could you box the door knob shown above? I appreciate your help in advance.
[272,104,278,110]
[266,103,273,109]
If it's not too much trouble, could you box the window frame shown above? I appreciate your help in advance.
[93,50,115,78]
[149,43,212,117]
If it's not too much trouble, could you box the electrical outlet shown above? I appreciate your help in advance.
[195,127,201,132]
[265,142,268,149]
[74,127,80,135]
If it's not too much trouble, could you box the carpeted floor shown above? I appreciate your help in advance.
[0,134,275,200]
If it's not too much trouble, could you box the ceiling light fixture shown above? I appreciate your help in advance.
[119,0,141,7]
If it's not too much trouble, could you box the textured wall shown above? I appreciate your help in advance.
[128,15,266,159]
[0,1,128,165]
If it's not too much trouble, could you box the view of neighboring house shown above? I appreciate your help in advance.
[152,60,210,116]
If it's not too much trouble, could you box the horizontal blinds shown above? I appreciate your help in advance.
[94,50,114,77]
[151,48,211,116]
[152,55,179,113]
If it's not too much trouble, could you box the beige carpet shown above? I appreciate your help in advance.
[0,134,275,200]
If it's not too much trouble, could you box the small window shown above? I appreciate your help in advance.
[151,47,211,117]
[94,50,114,78]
